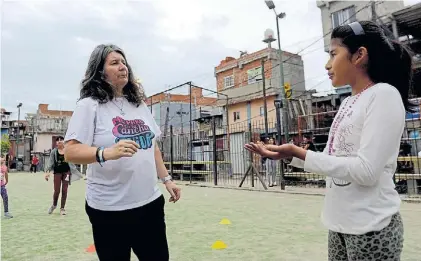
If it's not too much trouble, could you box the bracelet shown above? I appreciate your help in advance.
[98,147,105,163]
[100,148,106,162]
[161,175,172,184]
[96,147,105,167]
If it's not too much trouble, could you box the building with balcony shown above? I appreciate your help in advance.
[316,1,421,96]
[1,108,12,136]
[146,87,218,135]
[215,47,305,132]
[32,104,73,153]
[316,1,405,52]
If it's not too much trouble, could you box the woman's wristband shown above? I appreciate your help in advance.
[96,147,106,166]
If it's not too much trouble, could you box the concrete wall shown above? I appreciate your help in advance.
[36,117,70,133]
[317,1,405,52]
[34,133,55,153]
[228,96,278,133]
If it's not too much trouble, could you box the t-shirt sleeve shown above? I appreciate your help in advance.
[64,98,98,146]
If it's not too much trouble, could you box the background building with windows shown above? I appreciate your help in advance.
[316,1,405,52]
[214,47,305,130]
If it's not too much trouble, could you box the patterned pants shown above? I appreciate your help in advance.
[1,185,9,213]
[328,213,404,261]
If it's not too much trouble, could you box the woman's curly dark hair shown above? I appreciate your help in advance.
[80,44,146,106]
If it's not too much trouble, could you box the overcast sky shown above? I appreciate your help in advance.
[1,0,420,119]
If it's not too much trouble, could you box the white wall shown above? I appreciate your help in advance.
[34,133,54,153]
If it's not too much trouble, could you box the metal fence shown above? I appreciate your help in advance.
[160,112,421,196]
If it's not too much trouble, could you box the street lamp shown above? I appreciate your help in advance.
[16,103,22,170]
[265,0,290,143]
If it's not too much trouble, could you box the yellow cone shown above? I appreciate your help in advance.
[219,218,231,225]
[211,240,227,250]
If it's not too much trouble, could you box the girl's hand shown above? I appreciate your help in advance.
[244,142,283,160]
[44,173,50,181]
[245,143,298,160]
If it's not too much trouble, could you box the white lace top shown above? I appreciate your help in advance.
[291,83,405,235]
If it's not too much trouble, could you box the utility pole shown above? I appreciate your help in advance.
[275,14,290,143]
[371,1,377,23]
[16,102,22,158]
[31,117,35,152]
[261,59,269,137]
[179,103,183,134]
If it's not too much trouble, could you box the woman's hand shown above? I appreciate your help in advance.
[44,172,50,181]
[103,140,140,161]
[165,181,181,203]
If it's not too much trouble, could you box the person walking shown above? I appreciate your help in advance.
[45,136,83,215]
[1,156,13,219]
[30,154,39,173]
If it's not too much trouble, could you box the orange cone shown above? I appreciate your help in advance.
[86,244,96,253]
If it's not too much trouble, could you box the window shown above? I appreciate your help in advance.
[247,67,263,84]
[260,106,264,116]
[224,75,234,89]
[331,6,356,29]
[233,112,240,121]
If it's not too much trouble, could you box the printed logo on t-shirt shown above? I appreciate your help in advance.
[112,116,155,149]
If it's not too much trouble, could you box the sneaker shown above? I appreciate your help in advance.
[60,208,66,215]
[48,205,56,215]
[4,212,13,218]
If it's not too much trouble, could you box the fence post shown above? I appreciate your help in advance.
[212,116,218,186]
[170,125,174,177]
[248,122,254,187]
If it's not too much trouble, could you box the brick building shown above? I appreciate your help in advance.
[32,104,73,153]
[146,87,218,135]
[214,47,305,129]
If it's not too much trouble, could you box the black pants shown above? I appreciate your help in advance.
[30,164,37,173]
[85,195,169,261]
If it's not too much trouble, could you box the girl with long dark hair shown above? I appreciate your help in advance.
[245,21,414,260]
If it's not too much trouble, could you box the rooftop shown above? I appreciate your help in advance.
[214,47,300,74]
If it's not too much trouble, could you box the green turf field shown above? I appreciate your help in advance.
[1,173,420,261]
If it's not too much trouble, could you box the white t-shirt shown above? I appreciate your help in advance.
[64,97,162,211]
[291,83,404,235]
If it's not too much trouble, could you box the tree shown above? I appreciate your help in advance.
[1,134,11,156]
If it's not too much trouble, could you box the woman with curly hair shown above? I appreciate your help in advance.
[64,44,181,261]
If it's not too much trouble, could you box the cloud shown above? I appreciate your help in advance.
[2,0,418,119]
[1,0,235,116]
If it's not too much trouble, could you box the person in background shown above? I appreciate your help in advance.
[303,135,316,151]
[45,136,83,215]
[1,156,13,218]
[30,154,39,173]
[265,137,277,187]
[63,44,181,261]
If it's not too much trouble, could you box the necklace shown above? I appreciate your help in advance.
[328,83,374,155]
[112,99,125,116]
